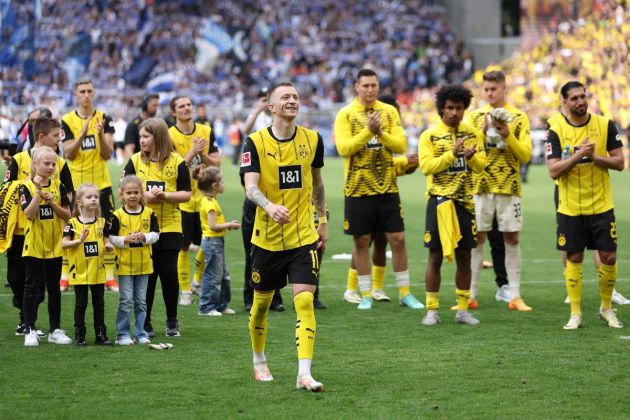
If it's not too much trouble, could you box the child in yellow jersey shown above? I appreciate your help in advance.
[62,183,114,346]
[109,176,160,345]
[19,146,72,347]
[193,165,240,316]
[4,117,74,337]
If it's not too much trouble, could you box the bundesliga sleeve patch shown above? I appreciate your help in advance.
[20,194,26,205]
[545,142,552,157]
[4,170,10,181]
[241,151,251,167]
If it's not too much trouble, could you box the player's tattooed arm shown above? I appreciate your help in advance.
[312,167,326,218]
[247,185,269,209]
[245,171,289,224]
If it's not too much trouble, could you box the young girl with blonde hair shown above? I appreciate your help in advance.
[62,183,114,346]
[20,146,72,346]
[109,175,160,345]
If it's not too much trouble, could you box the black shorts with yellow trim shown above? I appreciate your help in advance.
[343,193,404,236]
[556,210,617,253]
[423,195,477,251]
[100,187,115,221]
[250,242,319,291]
[181,210,202,247]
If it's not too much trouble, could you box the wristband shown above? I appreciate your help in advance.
[318,216,327,225]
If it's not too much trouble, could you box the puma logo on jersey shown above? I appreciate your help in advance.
[267,152,277,160]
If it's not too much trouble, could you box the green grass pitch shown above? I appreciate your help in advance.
[1,157,629,419]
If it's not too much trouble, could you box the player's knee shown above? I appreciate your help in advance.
[387,232,406,249]
[503,232,519,245]
[455,249,471,265]
[599,252,616,266]
[354,234,371,249]
[427,250,443,268]
[293,291,314,313]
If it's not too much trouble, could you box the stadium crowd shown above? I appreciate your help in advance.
[401,2,630,132]
[0,0,471,117]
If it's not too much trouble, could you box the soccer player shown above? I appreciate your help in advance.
[123,94,160,159]
[545,81,625,330]
[168,96,220,306]
[241,82,327,391]
[239,88,285,312]
[466,70,533,311]
[61,78,118,292]
[335,68,422,310]
[419,84,487,326]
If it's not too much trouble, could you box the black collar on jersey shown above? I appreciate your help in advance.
[38,178,52,188]
[267,126,297,143]
[173,122,198,136]
[563,113,591,128]
[122,204,145,215]
[77,215,97,225]
[74,110,97,120]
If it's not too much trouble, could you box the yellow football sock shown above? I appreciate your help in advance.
[372,265,385,291]
[426,292,439,310]
[456,289,470,311]
[395,270,410,298]
[565,261,583,316]
[193,248,204,284]
[104,252,116,282]
[249,291,273,353]
[598,263,617,310]
[61,253,69,281]
[294,291,316,360]
[177,250,191,293]
[346,267,358,291]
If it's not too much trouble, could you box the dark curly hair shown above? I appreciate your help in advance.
[435,84,473,117]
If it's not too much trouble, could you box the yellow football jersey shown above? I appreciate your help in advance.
[20,178,70,258]
[240,126,324,251]
[123,152,191,233]
[419,120,487,213]
[109,206,158,275]
[466,103,531,197]
[61,110,114,190]
[546,114,622,216]
[199,195,225,238]
[7,151,73,235]
[335,98,407,197]
[169,123,218,212]
[64,217,108,285]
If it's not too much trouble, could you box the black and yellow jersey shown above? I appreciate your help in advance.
[63,216,109,285]
[109,205,158,275]
[240,126,324,251]
[199,195,225,238]
[419,120,487,212]
[61,110,115,190]
[169,123,218,212]
[5,150,73,235]
[466,103,531,197]
[19,178,70,258]
[334,98,406,197]
[122,152,191,233]
[546,112,565,130]
[546,113,622,216]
